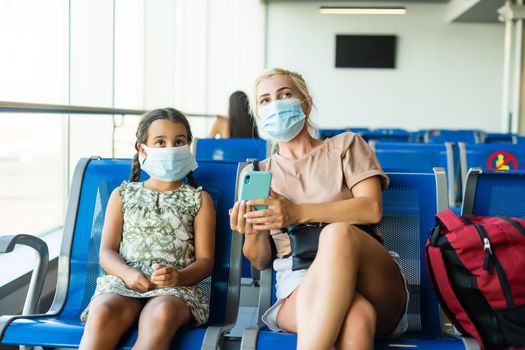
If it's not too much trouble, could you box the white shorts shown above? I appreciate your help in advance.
[261,253,409,337]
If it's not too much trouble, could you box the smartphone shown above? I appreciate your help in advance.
[239,171,272,210]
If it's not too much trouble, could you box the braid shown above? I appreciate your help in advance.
[130,152,141,182]
[186,171,198,188]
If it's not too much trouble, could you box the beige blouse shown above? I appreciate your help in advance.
[250,132,389,258]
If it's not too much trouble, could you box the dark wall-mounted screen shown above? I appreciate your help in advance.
[335,35,397,68]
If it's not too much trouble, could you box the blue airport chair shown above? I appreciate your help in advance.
[346,127,370,134]
[458,142,525,191]
[461,168,525,217]
[423,129,483,144]
[194,138,269,280]
[371,142,458,208]
[410,130,425,143]
[240,168,479,349]
[483,132,518,144]
[195,138,268,162]
[0,158,242,349]
[362,129,411,143]
[318,129,347,139]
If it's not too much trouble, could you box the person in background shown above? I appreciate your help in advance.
[208,90,259,138]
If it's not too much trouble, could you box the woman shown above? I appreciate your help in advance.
[229,68,408,349]
[208,91,259,138]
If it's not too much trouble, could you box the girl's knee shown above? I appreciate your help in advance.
[150,301,182,326]
[89,301,135,327]
[89,302,118,325]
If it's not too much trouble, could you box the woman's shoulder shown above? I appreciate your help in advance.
[327,131,365,149]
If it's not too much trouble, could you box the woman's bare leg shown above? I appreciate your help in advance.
[275,223,406,349]
[132,295,192,350]
[334,293,376,350]
[79,294,144,350]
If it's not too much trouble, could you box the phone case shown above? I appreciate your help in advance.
[239,171,272,210]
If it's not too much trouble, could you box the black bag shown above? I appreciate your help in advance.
[288,223,327,271]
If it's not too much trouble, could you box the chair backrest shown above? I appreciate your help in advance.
[194,138,268,162]
[371,142,457,207]
[50,158,240,326]
[461,168,525,217]
[255,169,448,336]
[362,131,411,143]
[483,132,518,144]
[346,127,370,134]
[424,129,482,144]
[380,169,447,336]
[458,142,525,189]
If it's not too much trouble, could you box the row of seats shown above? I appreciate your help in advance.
[3,157,522,349]
[1,157,524,349]
[371,141,525,207]
[319,128,525,144]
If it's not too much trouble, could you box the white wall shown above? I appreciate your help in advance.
[266,2,505,131]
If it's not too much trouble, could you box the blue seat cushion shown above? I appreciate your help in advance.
[2,315,206,349]
[256,330,467,350]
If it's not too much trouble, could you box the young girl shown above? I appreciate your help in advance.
[79,108,216,350]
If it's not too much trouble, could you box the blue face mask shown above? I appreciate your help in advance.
[138,144,197,182]
[258,99,306,142]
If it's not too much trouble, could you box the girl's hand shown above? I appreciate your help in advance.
[244,189,301,230]
[229,200,258,235]
[123,268,154,292]
[151,264,180,288]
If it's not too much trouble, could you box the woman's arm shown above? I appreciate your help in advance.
[100,188,154,292]
[245,176,383,231]
[299,176,383,225]
[152,191,216,287]
[230,200,272,270]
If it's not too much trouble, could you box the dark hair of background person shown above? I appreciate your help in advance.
[130,107,197,187]
[228,91,259,138]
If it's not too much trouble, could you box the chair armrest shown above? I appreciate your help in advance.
[0,234,49,315]
[201,324,237,350]
[240,327,261,350]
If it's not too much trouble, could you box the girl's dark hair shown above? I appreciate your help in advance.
[130,108,197,187]
[228,91,259,138]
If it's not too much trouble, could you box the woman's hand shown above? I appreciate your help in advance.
[229,200,259,235]
[244,189,301,230]
[123,268,154,292]
[151,264,180,288]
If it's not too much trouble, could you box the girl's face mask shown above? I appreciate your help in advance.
[138,144,197,182]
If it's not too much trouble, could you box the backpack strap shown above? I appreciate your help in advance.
[436,209,466,231]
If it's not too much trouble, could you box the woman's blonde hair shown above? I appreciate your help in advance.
[251,67,318,139]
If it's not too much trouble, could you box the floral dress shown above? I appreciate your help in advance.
[80,181,209,326]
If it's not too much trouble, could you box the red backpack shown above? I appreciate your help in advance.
[425,209,525,350]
